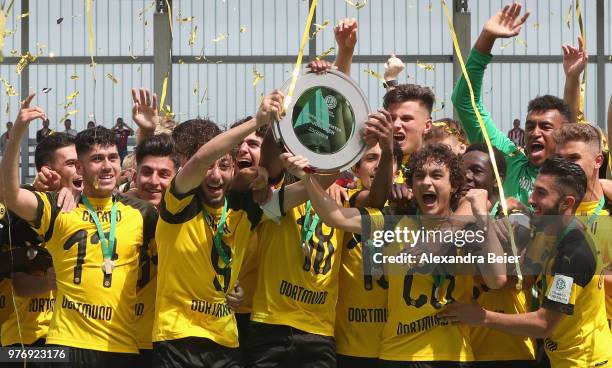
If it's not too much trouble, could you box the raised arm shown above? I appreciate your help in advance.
[132,88,159,143]
[361,109,395,208]
[562,37,588,124]
[174,91,283,194]
[0,94,46,222]
[451,3,529,155]
[333,18,357,75]
[280,153,362,233]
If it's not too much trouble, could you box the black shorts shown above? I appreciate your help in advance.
[244,322,336,368]
[135,349,153,368]
[43,345,139,368]
[152,336,242,368]
[236,313,251,348]
[378,361,471,368]
[336,354,378,368]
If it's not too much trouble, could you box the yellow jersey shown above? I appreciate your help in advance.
[335,190,388,358]
[577,198,612,331]
[234,232,258,314]
[0,278,14,331]
[533,225,612,368]
[251,192,344,337]
[153,180,263,348]
[30,192,158,353]
[470,285,535,361]
[134,237,157,350]
[1,287,54,346]
[362,208,474,362]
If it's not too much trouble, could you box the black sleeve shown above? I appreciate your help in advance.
[227,190,263,230]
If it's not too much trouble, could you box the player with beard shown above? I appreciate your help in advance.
[289,143,507,368]
[553,123,612,330]
[0,94,158,366]
[440,158,612,368]
[151,93,280,367]
[458,144,537,367]
[452,3,572,205]
[0,132,83,356]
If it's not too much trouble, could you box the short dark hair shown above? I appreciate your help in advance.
[405,143,464,209]
[135,133,180,170]
[172,118,222,160]
[464,143,507,179]
[527,95,571,122]
[383,84,435,114]
[539,157,587,207]
[230,116,267,138]
[75,126,116,157]
[34,133,75,171]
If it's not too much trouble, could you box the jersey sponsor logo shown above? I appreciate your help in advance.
[396,314,447,335]
[544,338,558,352]
[61,296,113,321]
[547,274,573,305]
[347,307,387,323]
[190,299,232,318]
[279,280,328,305]
[82,209,123,224]
[28,297,55,312]
[518,176,533,192]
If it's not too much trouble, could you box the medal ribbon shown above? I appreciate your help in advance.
[82,194,117,261]
[203,198,230,268]
[586,196,605,226]
[301,201,319,247]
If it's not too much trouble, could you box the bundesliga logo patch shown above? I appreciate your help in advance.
[547,274,573,305]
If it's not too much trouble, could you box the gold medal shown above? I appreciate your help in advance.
[101,258,115,275]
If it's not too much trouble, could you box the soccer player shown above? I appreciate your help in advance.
[289,143,507,367]
[440,158,612,367]
[151,92,280,367]
[0,94,158,366]
[553,123,612,331]
[0,132,82,351]
[459,144,537,366]
[452,3,573,205]
[424,118,467,155]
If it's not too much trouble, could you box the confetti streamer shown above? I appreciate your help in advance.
[364,68,385,83]
[199,88,209,105]
[70,75,79,80]
[188,25,197,46]
[57,17,63,24]
[59,109,79,123]
[16,52,37,74]
[42,87,52,93]
[239,26,247,33]
[315,46,335,60]
[516,37,527,48]
[345,0,367,9]
[105,73,118,84]
[18,12,28,18]
[0,10,6,59]
[86,0,95,67]
[2,28,15,37]
[192,82,198,96]
[128,45,138,60]
[138,0,155,21]
[565,3,572,30]
[252,67,264,87]
[432,101,445,113]
[575,0,587,123]
[9,48,17,55]
[211,32,228,43]
[499,40,513,50]
[440,0,521,288]
[177,58,184,64]
[0,77,17,96]
[159,73,169,113]
[62,100,74,110]
[177,16,194,23]
[532,22,540,29]
[164,0,173,38]
[284,0,318,112]
[66,91,79,100]
[310,20,330,39]
[416,60,435,71]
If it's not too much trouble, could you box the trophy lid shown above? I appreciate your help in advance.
[273,68,371,173]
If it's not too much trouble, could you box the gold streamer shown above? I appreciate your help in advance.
[575,0,586,123]
[345,0,367,10]
[440,0,521,287]
[87,0,95,66]
[211,32,228,43]
[0,77,17,96]
[240,26,247,33]
[364,68,385,83]
[16,52,37,74]
[66,91,79,100]
[310,20,330,39]
[189,26,197,46]
[284,0,318,112]
[177,16,194,23]
[315,46,335,60]
[165,0,173,38]
[252,67,264,87]
[416,60,435,71]
[105,73,118,84]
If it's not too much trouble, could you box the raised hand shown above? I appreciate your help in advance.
[131,88,159,134]
[363,109,394,153]
[482,2,530,39]
[256,90,284,127]
[562,37,588,78]
[15,93,46,128]
[280,153,311,180]
[384,54,405,80]
[334,18,357,51]
[33,166,61,192]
